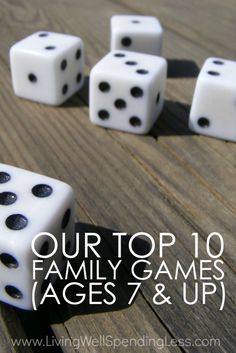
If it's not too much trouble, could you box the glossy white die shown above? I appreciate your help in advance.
[110,15,163,56]
[89,50,167,134]
[10,31,84,105]
[0,163,74,310]
[189,57,236,141]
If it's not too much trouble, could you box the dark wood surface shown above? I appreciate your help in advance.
[0,0,235,352]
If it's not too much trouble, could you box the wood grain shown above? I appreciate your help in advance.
[0,0,235,352]
[0,305,35,353]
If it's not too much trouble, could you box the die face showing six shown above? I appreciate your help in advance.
[89,51,167,134]
[0,163,74,310]
[111,15,163,56]
[10,31,84,105]
[189,57,236,141]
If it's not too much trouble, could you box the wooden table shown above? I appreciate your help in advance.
[0,0,235,352]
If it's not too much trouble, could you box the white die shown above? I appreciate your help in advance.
[189,57,236,141]
[10,31,84,105]
[89,50,167,134]
[110,15,163,56]
[0,163,74,310]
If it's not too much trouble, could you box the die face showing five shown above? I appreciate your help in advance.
[189,57,236,141]
[111,15,163,56]
[10,31,84,106]
[89,51,167,134]
[0,163,74,309]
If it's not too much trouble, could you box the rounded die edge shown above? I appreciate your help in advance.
[157,56,168,73]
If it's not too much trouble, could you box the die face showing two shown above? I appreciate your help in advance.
[90,51,167,134]
[0,164,74,310]
[189,58,236,141]
[111,15,163,56]
[10,31,84,106]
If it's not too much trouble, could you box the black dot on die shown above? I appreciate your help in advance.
[76,73,82,83]
[130,116,142,127]
[38,33,49,37]
[75,48,81,60]
[121,37,132,47]
[39,241,49,256]
[61,59,67,71]
[0,253,18,269]
[28,73,37,83]
[45,46,56,50]
[5,214,28,231]
[207,71,220,76]
[156,92,160,104]
[136,69,149,75]
[32,184,53,198]
[0,172,11,184]
[99,82,110,92]
[114,53,126,57]
[213,60,224,65]
[62,209,71,229]
[98,110,110,120]
[130,87,143,98]
[62,84,68,95]
[0,192,17,205]
[125,61,138,66]
[5,285,23,299]
[114,99,126,110]
[198,117,210,128]
[132,20,141,23]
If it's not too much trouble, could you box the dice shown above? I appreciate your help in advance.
[110,15,163,56]
[0,163,74,310]
[89,50,167,134]
[10,31,84,105]
[189,57,236,141]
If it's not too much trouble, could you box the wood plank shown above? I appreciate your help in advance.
[107,123,236,270]
[6,90,233,352]
[60,0,236,271]
[0,305,34,353]
[46,222,182,353]
[0,0,235,352]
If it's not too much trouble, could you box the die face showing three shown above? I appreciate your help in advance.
[111,15,163,56]
[10,31,84,105]
[189,57,236,141]
[89,50,167,134]
[0,163,74,310]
